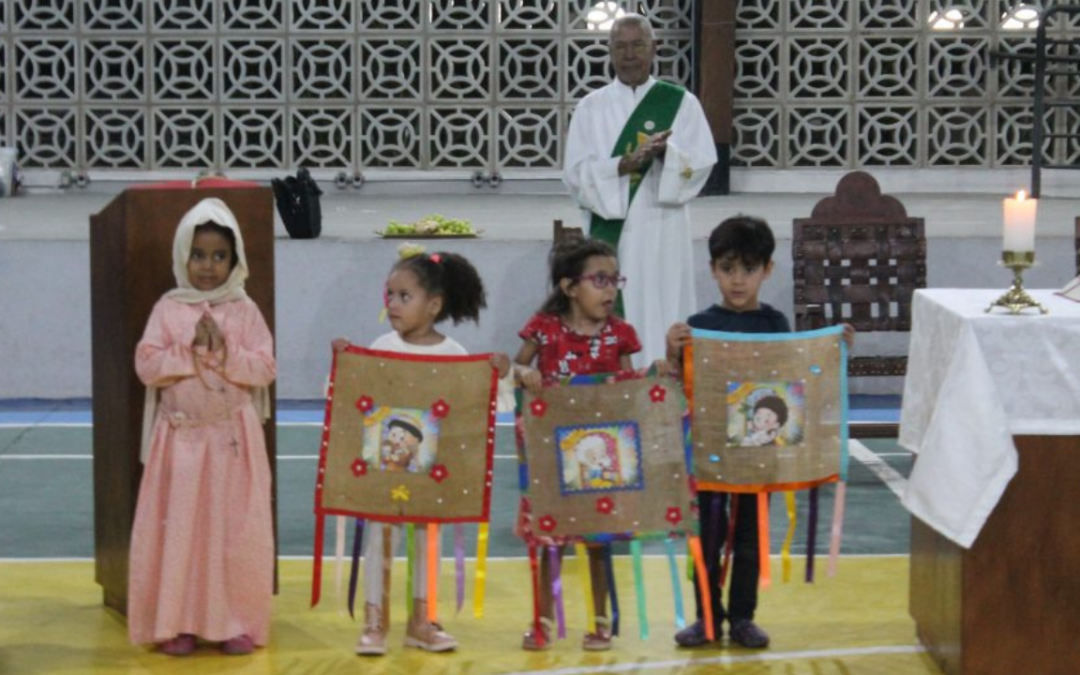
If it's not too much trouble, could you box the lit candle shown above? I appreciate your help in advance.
[1003,189,1036,252]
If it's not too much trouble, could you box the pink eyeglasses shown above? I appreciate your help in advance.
[576,273,627,290]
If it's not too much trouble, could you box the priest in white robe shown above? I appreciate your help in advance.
[563,13,718,366]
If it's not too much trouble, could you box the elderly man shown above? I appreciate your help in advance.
[563,13,717,365]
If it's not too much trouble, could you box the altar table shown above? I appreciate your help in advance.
[900,289,1080,675]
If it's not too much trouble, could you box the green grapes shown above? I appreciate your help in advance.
[380,214,475,236]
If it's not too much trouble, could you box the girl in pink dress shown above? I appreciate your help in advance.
[127,198,276,656]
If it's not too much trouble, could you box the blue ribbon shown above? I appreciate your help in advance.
[347,518,365,619]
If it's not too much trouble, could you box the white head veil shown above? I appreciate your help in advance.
[165,197,250,305]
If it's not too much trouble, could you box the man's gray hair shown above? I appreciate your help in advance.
[609,13,655,43]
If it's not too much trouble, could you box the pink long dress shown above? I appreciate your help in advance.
[127,296,275,646]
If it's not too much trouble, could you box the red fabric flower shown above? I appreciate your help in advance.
[429,464,449,483]
[665,507,683,526]
[538,515,557,532]
[649,384,667,403]
[596,496,615,515]
[429,254,442,264]
[355,395,374,413]
[530,399,548,417]
[351,459,368,477]
[431,399,450,419]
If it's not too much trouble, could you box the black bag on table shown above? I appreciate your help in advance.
[272,168,323,239]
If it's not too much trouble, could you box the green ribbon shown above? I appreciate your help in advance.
[664,539,686,629]
[630,539,648,640]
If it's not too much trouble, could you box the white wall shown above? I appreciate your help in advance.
[2,234,1074,399]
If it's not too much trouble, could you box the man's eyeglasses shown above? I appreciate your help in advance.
[577,273,627,290]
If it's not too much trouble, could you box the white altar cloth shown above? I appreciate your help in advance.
[900,289,1080,547]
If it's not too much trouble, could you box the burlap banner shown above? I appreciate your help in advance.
[687,326,849,493]
[517,372,697,545]
[315,346,498,523]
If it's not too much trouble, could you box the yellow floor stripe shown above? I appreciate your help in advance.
[0,556,941,675]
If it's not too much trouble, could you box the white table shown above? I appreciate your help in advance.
[899,288,1080,547]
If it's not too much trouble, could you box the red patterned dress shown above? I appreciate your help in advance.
[517,312,642,381]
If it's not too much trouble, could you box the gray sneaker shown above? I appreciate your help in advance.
[729,619,770,649]
[674,621,712,648]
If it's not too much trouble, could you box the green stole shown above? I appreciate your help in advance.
[589,79,685,316]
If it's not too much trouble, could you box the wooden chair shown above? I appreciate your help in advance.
[553,219,583,245]
[792,171,926,438]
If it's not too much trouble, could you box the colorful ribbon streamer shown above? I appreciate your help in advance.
[687,536,715,641]
[782,491,797,583]
[664,539,686,629]
[806,487,819,583]
[603,545,620,637]
[381,527,392,629]
[427,523,439,622]
[474,523,489,618]
[528,545,544,648]
[405,523,415,615]
[757,492,771,589]
[453,523,465,615]
[334,516,347,606]
[720,495,735,587]
[630,539,648,640]
[347,518,365,619]
[828,481,847,577]
[311,514,326,607]
[549,546,567,639]
[575,543,596,634]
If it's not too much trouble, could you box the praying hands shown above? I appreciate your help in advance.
[619,129,672,176]
[193,312,226,353]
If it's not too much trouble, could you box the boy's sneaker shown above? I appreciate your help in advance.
[674,621,712,648]
[729,619,770,649]
[159,634,196,656]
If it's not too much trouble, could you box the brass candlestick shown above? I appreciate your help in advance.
[986,251,1048,315]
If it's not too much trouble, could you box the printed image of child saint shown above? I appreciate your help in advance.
[575,432,620,489]
[381,418,423,472]
[741,395,788,447]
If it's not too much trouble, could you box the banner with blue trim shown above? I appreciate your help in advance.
[686,326,849,494]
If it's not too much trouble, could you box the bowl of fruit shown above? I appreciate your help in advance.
[376,214,480,238]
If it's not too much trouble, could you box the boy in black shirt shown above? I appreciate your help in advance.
[665,215,784,649]
[667,216,854,649]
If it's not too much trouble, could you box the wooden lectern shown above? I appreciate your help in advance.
[89,182,276,614]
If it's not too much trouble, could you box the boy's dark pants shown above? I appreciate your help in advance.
[693,491,760,624]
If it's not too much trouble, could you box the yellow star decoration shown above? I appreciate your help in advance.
[391,485,410,502]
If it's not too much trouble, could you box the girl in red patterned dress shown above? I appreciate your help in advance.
[514,236,643,652]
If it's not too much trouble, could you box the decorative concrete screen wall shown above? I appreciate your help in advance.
[0,0,692,176]
[731,0,1080,169]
